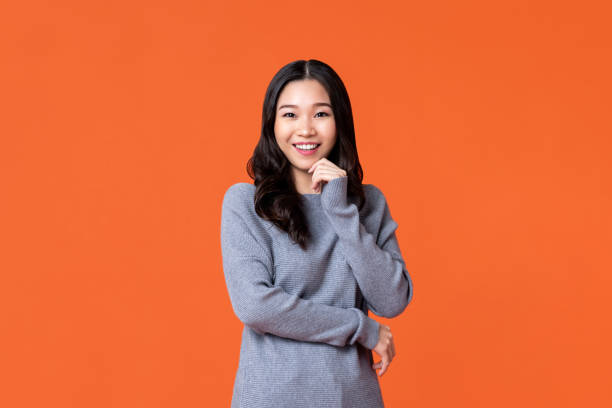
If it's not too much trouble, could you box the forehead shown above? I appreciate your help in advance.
[277,79,330,104]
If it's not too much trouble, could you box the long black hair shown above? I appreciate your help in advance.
[246,59,365,250]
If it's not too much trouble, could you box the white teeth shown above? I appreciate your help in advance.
[294,144,319,150]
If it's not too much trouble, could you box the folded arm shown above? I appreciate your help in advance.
[220,184,380,349]
[320,177,414,318]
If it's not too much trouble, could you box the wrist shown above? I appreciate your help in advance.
[321,175,348,209]
[351,308,380,350]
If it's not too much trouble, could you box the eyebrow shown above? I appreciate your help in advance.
[277,102,332,111]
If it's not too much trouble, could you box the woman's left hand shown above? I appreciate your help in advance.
[307,158,347,193]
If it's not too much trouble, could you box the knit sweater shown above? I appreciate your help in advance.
[220,175,413,408]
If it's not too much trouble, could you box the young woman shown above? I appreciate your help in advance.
[220,59,413,407]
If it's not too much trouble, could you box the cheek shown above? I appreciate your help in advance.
[274,121,291,141]
[324,120,337,140]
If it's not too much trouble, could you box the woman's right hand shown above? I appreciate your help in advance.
[372,324,395,377]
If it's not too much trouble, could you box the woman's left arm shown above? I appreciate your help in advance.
[320,176,414,318]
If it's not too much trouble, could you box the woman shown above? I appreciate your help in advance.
[220,59,413,407]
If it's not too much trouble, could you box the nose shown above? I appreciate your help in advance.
[297,128,315,137]
[296,118,316,136]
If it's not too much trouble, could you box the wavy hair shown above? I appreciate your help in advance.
[246,59,366,250]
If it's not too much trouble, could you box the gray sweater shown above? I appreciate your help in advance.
[220,175,413,407]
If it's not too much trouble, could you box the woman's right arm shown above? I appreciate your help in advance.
[220,184,380,350]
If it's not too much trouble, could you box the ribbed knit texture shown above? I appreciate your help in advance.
[220,176,413,408]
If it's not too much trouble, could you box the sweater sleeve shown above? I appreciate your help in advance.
[320,176,414,318]
[220,184,380,349]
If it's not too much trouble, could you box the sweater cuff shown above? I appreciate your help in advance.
[350,308,380,350]
[321,175,348,209]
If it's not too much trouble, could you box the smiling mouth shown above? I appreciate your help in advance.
[293,144,321,149]
[293,143,321,155]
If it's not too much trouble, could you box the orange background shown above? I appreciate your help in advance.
[1,0,610,407]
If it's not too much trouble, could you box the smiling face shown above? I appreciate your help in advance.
[274,79,337,185]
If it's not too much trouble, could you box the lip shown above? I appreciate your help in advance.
[293,143,320,156]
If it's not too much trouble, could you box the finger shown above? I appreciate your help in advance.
[309,159,340,174]
[312,172,344,185]
[310,166,329,178]
[316,170,345,179]
[310,174,320,190]
[310,170,341,192]
[378,355,390,377]
[372,361,382,370]
[309,170,322,190]
[308,159,326,173]
[311,176,330,191]
[313,179,326,192]
[384,334,393,355]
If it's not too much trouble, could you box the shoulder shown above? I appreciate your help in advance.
[220,182,273,262]
[222,182,255,209]
[359,183,398,239]
[359,183,395,227]
[363,183,384,199]
[221,182,272,232]
[361,183,389,212]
